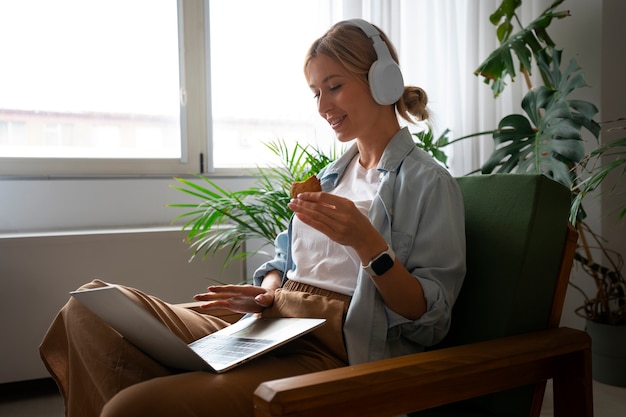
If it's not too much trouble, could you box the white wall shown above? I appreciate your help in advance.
[0,228,245,383]
[599,0,626,306]
[0,176,255,234]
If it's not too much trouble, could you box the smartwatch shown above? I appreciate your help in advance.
[362,245,396,277]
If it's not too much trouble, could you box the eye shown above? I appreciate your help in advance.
[329,84,342,92]
[311,83,341,100]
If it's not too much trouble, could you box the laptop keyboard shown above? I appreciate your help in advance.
[191,336,274,363]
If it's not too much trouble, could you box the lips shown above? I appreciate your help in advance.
[328,115,346,130]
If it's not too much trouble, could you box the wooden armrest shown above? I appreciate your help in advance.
[253,327,592,417]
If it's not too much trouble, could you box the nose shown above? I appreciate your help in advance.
[317,91,333,115]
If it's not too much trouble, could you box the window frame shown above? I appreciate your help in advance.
[0,0,210,178]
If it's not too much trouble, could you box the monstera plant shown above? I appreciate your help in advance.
[468,0,625,327]
[475,0,600,186]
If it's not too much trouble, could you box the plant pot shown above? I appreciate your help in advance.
[586,320,626,387]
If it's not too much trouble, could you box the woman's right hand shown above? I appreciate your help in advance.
[193,284,275,314]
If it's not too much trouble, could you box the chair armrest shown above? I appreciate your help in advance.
[253,327,592,417]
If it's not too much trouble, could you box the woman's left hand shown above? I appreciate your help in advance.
[288,191,383,257]
[289,192,426,320]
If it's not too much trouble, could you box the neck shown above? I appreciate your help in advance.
[357,126,401,169]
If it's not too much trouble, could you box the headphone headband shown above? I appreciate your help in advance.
[344,18,381,39]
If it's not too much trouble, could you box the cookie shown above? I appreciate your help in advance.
[290,176,322,198]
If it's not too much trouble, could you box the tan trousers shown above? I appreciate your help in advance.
[40,279,350,417]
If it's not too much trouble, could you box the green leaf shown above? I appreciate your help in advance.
[481,114,535,174]
[496,21,514,44]
[489,0,522,35]
[475,0,569,96]
[168,139,339,268]
[571,136,626,223]
[482,48,599,190]
[412,128,451,167]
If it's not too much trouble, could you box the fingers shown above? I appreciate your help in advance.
[194,299,230,309]
[288,193,344,224]
[254,292,274,307]
[193,292,230,301]
[192,285,273,314]
[290,191,341,210]
[289,193,360,237]
[194,285,263,300]
[207,284,259,293]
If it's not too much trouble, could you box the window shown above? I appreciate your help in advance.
[0,0,188,176]
[0,0,339,177]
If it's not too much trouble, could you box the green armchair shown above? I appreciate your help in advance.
[253,174,591,417]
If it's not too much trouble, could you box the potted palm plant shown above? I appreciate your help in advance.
[169,140,338,269]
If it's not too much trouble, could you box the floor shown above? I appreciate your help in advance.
[539,379,625,416]
[0,377,624,416]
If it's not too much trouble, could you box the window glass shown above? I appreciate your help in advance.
[0,0,180,160]
[209,0,336,169]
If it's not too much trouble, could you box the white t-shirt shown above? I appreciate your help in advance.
[287,155,380,295]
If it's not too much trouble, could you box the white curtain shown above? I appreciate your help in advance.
[331,0,547,177]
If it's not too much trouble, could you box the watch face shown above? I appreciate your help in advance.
[372,253,394,275]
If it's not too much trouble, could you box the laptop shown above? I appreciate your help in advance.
[70,285,326,373]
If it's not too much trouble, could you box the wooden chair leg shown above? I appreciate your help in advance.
[553,348,594,417]
[530,381,547,417]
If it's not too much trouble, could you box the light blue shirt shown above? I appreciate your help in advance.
[253,127,466,365]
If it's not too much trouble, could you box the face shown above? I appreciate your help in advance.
[306,53,386,143]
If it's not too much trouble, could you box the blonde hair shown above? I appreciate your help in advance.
[305,21,429,124]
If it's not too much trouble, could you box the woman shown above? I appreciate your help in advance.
[40,19,465,417]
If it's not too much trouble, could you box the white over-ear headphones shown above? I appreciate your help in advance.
[343,19,404,105]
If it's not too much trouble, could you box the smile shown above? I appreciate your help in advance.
[328,115,346,129]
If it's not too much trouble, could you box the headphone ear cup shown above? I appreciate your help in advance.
[342,18,405,105]
[368,58,404,105]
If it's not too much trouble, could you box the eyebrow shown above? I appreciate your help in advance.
[309,74,342,89]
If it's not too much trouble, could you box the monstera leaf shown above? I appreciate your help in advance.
[482,48,600,188]
[475,0,570,97]
[489,0,522,43]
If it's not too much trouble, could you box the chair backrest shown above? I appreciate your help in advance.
[422,174,575,417]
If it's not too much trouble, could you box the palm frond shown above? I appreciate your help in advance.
[168,139,340,268]
[571,136,626,223]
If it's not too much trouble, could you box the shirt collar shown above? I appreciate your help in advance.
[320,127,416,183]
